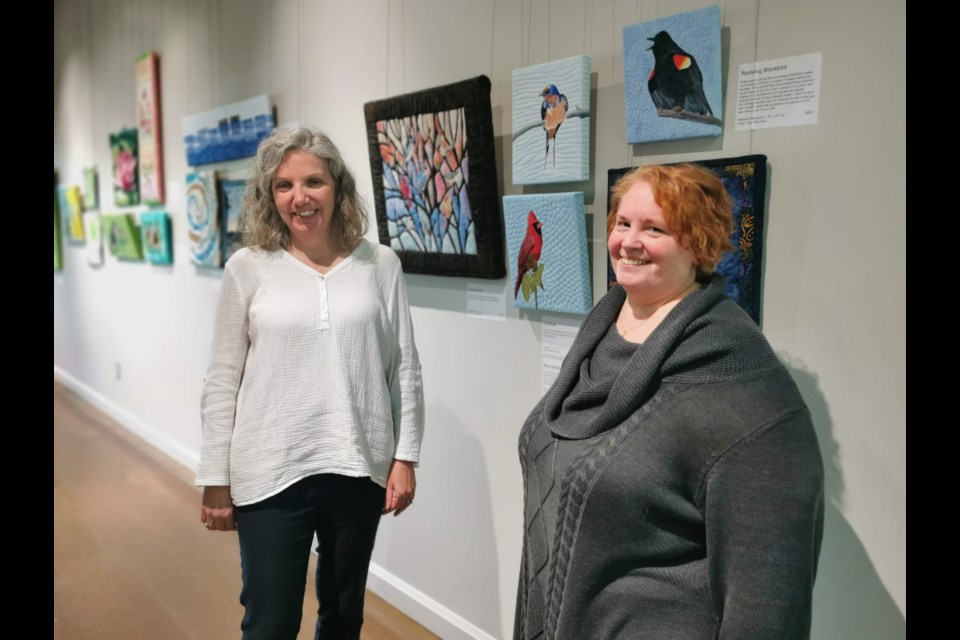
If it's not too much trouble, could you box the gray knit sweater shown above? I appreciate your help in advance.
[515,278,824,639]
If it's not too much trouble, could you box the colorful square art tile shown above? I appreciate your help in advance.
[110,128,140,206]
[186,171,220,267]
[141,211,173,265]
[623,5,722,143]
[512,55,591,185]
[504,192,592,314]
[58,185,85,242]
[104,213,144,261]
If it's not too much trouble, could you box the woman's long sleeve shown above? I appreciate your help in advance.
[197,261,251,486]
[386,264,424,463]
[704,408,825,640]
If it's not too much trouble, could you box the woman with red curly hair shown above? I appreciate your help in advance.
[515,164,824,639]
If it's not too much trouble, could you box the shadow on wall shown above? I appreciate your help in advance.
[781,355,906,640]
[375,403,503,638]
[405,274,473,313]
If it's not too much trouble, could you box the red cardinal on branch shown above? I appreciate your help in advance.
[514,211,544,298]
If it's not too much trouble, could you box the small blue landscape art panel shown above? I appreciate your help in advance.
[219,178,247,264]
[141,211,173,265]
[504,192,592,315]
[607,154,768,324]
[512,55,591,185]
[623,5,722,143]
[181,95,275,166]
[186,170,220,267]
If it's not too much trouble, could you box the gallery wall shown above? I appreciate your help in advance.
[54,1,906,638]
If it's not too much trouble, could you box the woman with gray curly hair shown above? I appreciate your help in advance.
[196,127,424,639]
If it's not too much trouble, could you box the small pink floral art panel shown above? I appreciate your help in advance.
[110,128,139,207]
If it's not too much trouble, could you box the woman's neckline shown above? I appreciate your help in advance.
[281,240,364,277]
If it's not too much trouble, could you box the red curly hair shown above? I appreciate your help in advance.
[607,164,734,278]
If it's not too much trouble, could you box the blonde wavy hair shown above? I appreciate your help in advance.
[242,128,367,252]
[607,164,734,279]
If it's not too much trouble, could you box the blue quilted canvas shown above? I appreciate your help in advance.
[624,5,722,143]
[512,55,591,185]
[186,170,220,267]
[503,192,592,314]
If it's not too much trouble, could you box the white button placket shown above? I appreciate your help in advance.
[317,275,330,332]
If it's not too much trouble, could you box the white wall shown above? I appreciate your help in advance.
[54,1,905,638]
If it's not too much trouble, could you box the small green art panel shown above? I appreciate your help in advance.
[104,214,144,261]
[83,166,99,211]
[141,211,173,265]
[503,192,592,314]
[110,128,140,207]
[83,211,103,266]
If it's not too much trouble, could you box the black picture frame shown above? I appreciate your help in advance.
[364,75,505,279]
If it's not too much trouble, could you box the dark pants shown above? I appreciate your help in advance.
[235,474,386,640]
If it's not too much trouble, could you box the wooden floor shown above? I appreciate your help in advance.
[53,381,439,640]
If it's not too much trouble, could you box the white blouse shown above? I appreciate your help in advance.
[196,239,424,506]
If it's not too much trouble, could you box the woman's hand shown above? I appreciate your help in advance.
[383,459,416,517]
[201,485,237,531]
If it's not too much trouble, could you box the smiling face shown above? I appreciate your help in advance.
[272,150,337,246]
[608,180,698,305]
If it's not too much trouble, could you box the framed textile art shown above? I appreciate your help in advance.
[135,52,164,204]
[141,211,173,265]
[606,154,768,324]
[623,5,722,143]
[110,128,139,207]
[104,213,144,261]
[512,55,591,185]
[364,75,505,279]
[503,192,592,315]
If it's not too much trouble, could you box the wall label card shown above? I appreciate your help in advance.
[735,53,822,130]
[467,281,506,321]
[541,317,580,395]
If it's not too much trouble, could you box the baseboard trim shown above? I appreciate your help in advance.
[367,563,498,640]
[54,366,200,472]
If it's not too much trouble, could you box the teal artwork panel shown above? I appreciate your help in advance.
[141,211,173,265]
